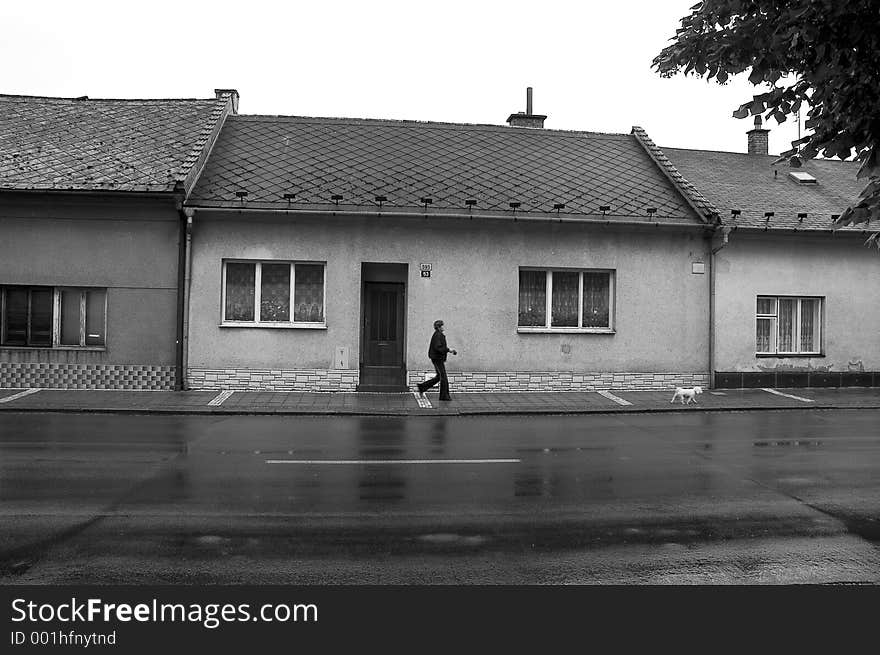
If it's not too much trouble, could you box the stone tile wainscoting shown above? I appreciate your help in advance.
[407,371,710,392]
[0,363,175,389]
[187,368,359,391]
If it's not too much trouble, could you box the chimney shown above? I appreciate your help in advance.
[215,88,240,114]
[747,115,769,155]
[507,87,547,128]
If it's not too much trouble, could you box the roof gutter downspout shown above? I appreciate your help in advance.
[709,225,731,389]
[180,208,195,390]
[174,195,186,391]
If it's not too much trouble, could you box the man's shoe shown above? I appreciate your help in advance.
[414,387,426,399]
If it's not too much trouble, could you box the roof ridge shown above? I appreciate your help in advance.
[663,145,860,167]
[228,113,632,138]
[0,94,218,103]
[661,145,777,158]
[178,95,236,197]
[631,126,719,222]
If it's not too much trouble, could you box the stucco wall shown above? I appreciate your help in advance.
[714,232,880,372]
[0,194,179,367]
[187,213,711,376]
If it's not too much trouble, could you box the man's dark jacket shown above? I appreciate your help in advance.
[428,330,451,362]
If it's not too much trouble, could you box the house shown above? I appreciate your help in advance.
[0,90,236,389]
[182,91,719,392]
[663,117,880,388]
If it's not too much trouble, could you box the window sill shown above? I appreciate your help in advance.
[0,346,106,351]
[756,353,825,358]
[517,327,615,335]
[219,322,327,330]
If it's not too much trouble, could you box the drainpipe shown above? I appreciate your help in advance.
[181,208,195,390]
[709,225,731,389]
[174,198,186,391]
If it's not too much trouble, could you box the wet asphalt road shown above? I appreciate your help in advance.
[1,410,879,584]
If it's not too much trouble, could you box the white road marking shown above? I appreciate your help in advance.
[0,388,40,403]
[266,459,521,465]
[761,388,815,403]
[412,391,432,409]
[208,390,234,406]
[598,390,632,406]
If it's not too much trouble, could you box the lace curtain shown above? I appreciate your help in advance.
[225,263,255,321]
[778,299,795,352]
[518,270,546,326]
[260,263,291,322]
[294,264,324,322]
[551,272,579,327]
[582,272,610,328]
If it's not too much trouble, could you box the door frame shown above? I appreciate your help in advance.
[358,263,408,390]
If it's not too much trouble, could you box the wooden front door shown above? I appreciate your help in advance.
[359,282,406,391]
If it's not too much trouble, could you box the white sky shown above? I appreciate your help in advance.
[1,0,803,155]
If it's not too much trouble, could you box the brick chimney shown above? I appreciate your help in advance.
[507,87,547,128]
[215,88,239,114]
[747,115,769,155]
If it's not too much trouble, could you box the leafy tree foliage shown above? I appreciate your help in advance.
[653,0,880,229]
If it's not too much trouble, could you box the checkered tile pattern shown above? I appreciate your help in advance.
[0,363,175,389]
[189,116,702,224]
[407,370,709,392]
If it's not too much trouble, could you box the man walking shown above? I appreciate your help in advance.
[416,319,457,401]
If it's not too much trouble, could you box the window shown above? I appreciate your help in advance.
[518,269,614,331]
[756,296,822,355]
[1,286,106,348]
[222,260,326,327]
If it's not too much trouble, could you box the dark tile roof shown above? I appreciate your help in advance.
[0,94,231,194]
[632,127,718,221]
[188,115,705,225]
[662,147,865,232]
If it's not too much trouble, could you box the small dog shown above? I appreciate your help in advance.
[671,386,703,405]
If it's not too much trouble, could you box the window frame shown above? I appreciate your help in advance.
[517,267,615,334]
[755,295,823,356]
[0,285,107,350]
[220,259,328,329]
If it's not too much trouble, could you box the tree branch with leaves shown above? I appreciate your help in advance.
[653,0,880,235]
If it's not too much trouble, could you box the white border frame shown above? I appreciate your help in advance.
[755,295,822,356]
[517,268,616,334]
[220,259,328,329]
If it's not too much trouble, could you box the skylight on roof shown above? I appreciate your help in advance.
[788,171,817,184]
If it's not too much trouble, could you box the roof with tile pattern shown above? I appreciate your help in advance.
[0,94,231,194]
[663,147,866,232]
[188,115,706,225]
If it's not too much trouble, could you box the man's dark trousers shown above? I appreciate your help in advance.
[419,359,450,400]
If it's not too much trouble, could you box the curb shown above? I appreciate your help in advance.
[1,404,879,417]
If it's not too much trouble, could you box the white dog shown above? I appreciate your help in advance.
[671,386,703,404]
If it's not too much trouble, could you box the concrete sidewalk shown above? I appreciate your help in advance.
[1,386,879,416]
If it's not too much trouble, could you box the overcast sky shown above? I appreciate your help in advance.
[2,0,803,155]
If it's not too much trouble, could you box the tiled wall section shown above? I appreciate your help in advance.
[409,370,710,392]
[189,368,708,392]
[0,363,175,389]
[187,368,359,391]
